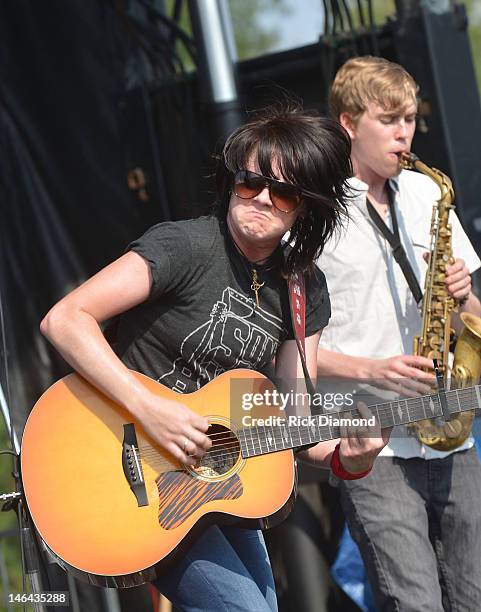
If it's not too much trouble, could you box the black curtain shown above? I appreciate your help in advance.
[0,0,210,435]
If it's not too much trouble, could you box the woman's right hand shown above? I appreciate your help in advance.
[135,392,212,466]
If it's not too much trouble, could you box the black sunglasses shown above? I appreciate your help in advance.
[233,170,304,214]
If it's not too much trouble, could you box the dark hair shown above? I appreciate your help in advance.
[215,106,352,275]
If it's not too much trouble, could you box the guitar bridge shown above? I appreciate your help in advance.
[122,424,148,507]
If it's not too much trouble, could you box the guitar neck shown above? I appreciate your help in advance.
[238,384,481,458]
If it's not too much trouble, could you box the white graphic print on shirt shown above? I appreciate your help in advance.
[158,287,283,393]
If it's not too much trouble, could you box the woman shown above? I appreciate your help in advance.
[41,107,387,611]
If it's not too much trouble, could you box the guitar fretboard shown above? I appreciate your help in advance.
[238,385,481,458]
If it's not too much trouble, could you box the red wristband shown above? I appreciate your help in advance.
[330,443,372,480]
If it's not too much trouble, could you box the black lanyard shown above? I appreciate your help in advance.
[366,187,423,305]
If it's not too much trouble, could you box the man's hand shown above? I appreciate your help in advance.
[445,258,471,302]
[369,354,435,396]
[424,253,471,303]
[338,402,391,474]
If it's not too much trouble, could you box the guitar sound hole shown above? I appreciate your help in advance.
[193,424,240,479]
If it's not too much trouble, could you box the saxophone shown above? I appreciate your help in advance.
[400,152,481,451]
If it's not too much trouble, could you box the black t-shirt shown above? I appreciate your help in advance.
[115,216,330,393]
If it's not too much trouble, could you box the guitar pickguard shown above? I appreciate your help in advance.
[156,471,242,530]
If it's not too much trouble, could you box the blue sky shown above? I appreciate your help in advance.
[255,0,325,55]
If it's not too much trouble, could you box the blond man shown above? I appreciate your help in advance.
[317,56,481,611]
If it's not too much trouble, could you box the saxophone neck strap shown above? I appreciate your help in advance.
[366,186,423,306]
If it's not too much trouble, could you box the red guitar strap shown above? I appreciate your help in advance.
[288,272,316,397]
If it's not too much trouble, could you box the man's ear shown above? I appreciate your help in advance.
[339,112,356,139]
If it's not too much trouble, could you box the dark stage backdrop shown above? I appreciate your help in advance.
[0,0,213,437]
[0,3,214,608]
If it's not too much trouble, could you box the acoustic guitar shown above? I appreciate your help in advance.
[21,368,480,587]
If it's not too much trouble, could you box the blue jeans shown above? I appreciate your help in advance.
[152,525,277,611]
[338,448,481,612]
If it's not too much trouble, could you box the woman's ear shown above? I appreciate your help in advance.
[339,112,356,140]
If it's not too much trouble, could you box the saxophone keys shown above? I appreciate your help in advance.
[429,335,442,349]
[427,350,442,362]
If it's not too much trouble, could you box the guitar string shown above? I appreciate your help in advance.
[138,435,239,457]
[139,436,238,452]
[140,448,243,465]
[137,430,237,449]
[142,425,479,468]
[138,394,423,456]
[138,386,477,448]
[146,438,478,474]
[140,404,474,462]
[138,390,476,459]
[138,404,478,471]
[138,394,435,457]
[139,442,241,460]
[135,389,478,467]
[137,426,300,452]
[141,418,412,466]
[141,403,468,471]
[139,448,242,464]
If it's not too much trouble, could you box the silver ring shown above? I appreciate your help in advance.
[182,437,189,453]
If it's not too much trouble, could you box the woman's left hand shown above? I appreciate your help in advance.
[296,402,392,472]
[338,402,392,474]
